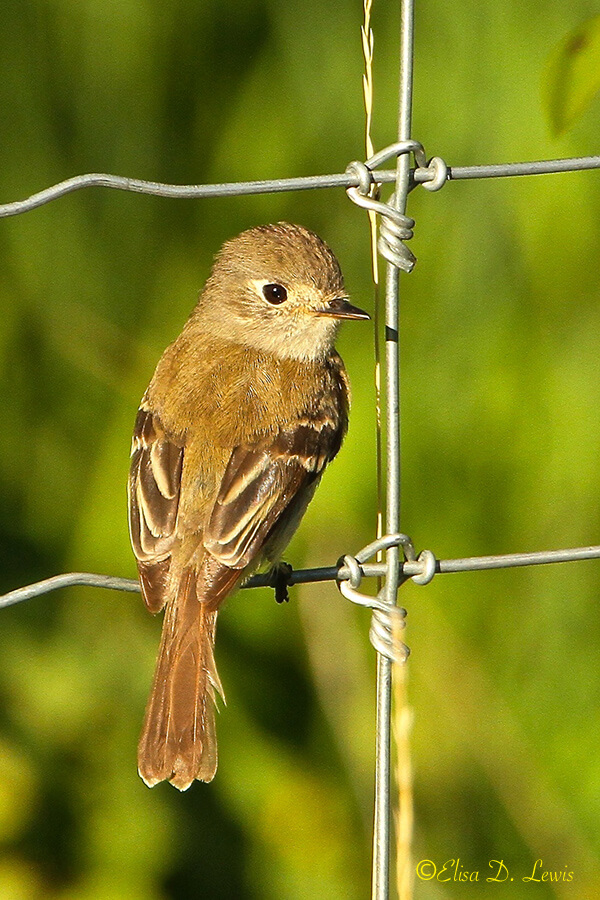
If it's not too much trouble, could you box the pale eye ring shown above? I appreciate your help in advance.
[262,283,288,305]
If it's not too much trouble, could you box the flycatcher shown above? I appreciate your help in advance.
[128,222,369,790]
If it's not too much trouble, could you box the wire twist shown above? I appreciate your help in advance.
[346,141,448,272]
[338,533,436,663]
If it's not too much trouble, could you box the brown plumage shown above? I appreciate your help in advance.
[128,222,368,789]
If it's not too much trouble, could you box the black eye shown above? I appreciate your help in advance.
[262,283,288,305]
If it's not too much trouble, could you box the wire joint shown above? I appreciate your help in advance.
[337,533,437,662]
[346,141,448,272]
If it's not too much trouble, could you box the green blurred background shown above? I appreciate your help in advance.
[1,0,599,897]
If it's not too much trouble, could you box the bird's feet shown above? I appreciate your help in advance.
[271,562,293,604]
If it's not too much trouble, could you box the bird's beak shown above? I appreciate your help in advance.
[314,297,370,320]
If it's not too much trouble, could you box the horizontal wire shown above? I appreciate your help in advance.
[435,544,600,573]
[2,544,600,609]
[0,572,141,609]
[0,172,357,217]
[1,155,599,217]
[445,155,600,181]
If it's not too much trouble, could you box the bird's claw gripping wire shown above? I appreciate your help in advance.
[337,532,437,663]
[269,561,293,603]
[346,141,447,272]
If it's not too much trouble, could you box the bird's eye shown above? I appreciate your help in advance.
[262,283,288,305]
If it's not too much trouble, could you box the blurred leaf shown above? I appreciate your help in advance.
[0,741,37,842]
[543,14,600,134]
[0,858,42,900]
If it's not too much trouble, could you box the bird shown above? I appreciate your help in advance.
[127,222,369,790]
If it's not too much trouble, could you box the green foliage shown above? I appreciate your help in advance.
[543,14,600,135]
[1,1,600,898]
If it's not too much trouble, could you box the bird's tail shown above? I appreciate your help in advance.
[137,569,224,790]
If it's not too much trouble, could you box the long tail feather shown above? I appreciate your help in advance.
[137,569,223,790]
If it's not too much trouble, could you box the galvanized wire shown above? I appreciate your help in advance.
[4,542,600,610]
[370,0,416,893]
[1,156,600,218]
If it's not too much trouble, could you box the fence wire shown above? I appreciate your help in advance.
[1,3,600,900]
[1,155,599,219]
[3,542,600,612]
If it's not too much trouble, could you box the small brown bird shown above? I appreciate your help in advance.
[128,222,368,790]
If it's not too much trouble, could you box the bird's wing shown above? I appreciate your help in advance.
[129,409,343,607]
[204,422,342,570]
[128,405,183,611]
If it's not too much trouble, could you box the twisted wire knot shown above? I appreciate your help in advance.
[370,605,410,664]
[346,141,447,272]
[417,155,448,192]
[377,197,416,271]
[339,552,408,664]
[346,158,416,273]
[337,533,437,664]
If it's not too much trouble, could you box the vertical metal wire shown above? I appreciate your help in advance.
[372,1,415,898]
